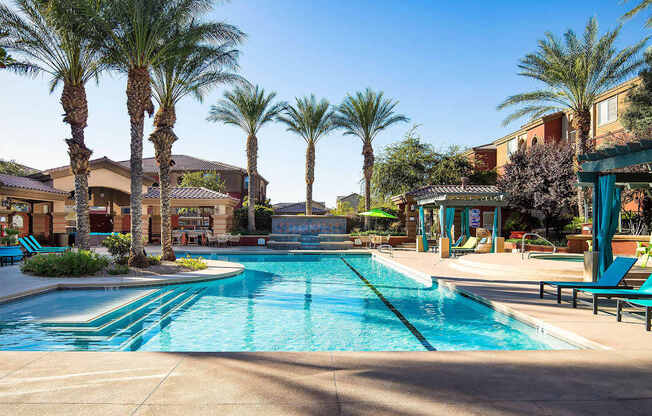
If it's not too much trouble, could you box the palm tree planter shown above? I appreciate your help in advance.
[207,85,283,232]
[277,95,336,215]
[334,89,408,229]
[498,18,647,213]
[150,24,244,261]
[0,0,105,250]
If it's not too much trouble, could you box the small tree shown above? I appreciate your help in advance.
[0,160,27,176]
[179,171,226,193]
[497,143,576,237]
[622,51,652,139]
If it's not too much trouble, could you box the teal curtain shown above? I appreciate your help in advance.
[419,205,428,251]
[445,207,455,251]
[491,207,499,252]
[596,175,622,277]
[461,207,470,238]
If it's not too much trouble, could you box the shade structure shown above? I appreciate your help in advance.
[358,209,398,219]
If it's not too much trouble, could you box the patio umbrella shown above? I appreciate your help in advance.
[358,209,398,219]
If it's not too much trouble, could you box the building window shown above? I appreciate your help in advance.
[597,96,618,126]
[531,136,538,146]
[121,207,130,215]
[507,138,518,155]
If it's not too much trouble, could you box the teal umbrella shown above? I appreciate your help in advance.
[358,208,398,219]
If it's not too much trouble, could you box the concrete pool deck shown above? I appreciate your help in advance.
[1,248,652,415]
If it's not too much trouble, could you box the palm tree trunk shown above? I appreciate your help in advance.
[61,83,92,250]
[246,134,258,232]
[362,142,374,230]
[305,142,315,215]
[126,67,154,267]
[150,106,178,262]
[575,111,592,216]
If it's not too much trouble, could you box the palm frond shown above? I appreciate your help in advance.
[277,95,336,144]
[499,16,647,125]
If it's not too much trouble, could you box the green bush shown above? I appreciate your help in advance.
[147,255,162,266]
[350,230,404,236]
[107,264,130,275]
[176,255,207,271]
[101,233,131,264]
[234,204,274,232]
[21,250,110,277]
[0,228,20,246]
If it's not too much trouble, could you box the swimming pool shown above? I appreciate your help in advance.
[0,253,576,351]
[531,254,584,263]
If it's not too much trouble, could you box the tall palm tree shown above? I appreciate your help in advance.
[92,0,237,266]
[277,95,336,215]
[0,0,104,250]
[207,85,284,232]
[333,89,408,229]
[150,24,245,261]
[497,17,647,212]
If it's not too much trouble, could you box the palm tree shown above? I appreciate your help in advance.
[207,85,284,232]
[497,17,647,212]
[92,0,236,266]
[0,0,104,250]
[333,88,408,229]
[277,95,336,215]
[623,0,652,27]
[150,24,245,261]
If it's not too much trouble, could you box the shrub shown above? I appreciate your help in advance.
[176,255,207,271]
[234,204,274,232]
[102,233,131,264]
[107,264,130,275]
[0,228,20,246]
[147,255,161,266]
[21,250,110,277]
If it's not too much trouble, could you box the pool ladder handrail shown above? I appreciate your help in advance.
[520,233,557,260]
[377,244,394,257]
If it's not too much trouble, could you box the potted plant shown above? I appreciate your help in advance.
[0,228,20,247]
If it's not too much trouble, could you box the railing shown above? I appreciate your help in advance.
[377,244,394,257]
[520,233,557,260]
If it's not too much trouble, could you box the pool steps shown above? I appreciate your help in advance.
[40,287,206,349]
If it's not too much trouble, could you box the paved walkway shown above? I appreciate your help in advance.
[1,249,652,415]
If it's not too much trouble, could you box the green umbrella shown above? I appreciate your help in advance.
[358,208,398,219]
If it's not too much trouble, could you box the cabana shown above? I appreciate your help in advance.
[578,139,652,281]
[412,183,507,257]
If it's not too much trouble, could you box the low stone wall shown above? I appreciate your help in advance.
[272,215,347,235]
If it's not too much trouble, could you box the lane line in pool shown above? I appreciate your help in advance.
[340,257,436,351]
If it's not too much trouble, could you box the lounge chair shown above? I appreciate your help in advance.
[452,236,478,255]
[18,238,65,255]
[0,246,23,266]
[539,257,637,304]
[616,298,652,331]
[27,236,68,252]
[573,273,652,314]
[452,235,465,248]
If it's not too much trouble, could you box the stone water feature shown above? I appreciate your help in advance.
[267,216,353,250]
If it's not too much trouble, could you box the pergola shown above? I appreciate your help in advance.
[578,139,652,280]
[413,184,508,257]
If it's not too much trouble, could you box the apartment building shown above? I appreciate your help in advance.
[466,77,642,174]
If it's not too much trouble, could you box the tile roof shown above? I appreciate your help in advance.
[143,187,237,200]
[273,201,328,214]
[407,184,502,198]
[0,173,68,195]
[119,155,242,174]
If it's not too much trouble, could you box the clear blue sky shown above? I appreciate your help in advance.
[0,0,648,206]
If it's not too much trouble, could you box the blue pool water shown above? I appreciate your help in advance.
[0,254,576,351]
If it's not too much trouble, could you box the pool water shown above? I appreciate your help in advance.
[0,254,576,351]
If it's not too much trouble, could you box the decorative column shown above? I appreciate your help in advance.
[439,204,449,258]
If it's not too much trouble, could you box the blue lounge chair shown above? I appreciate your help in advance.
[27,235,68,252]
[616,298,652,331]
[18,238,63,255]
[0,246,23,266]
[573,274,652,314]
[539,257,637,304]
